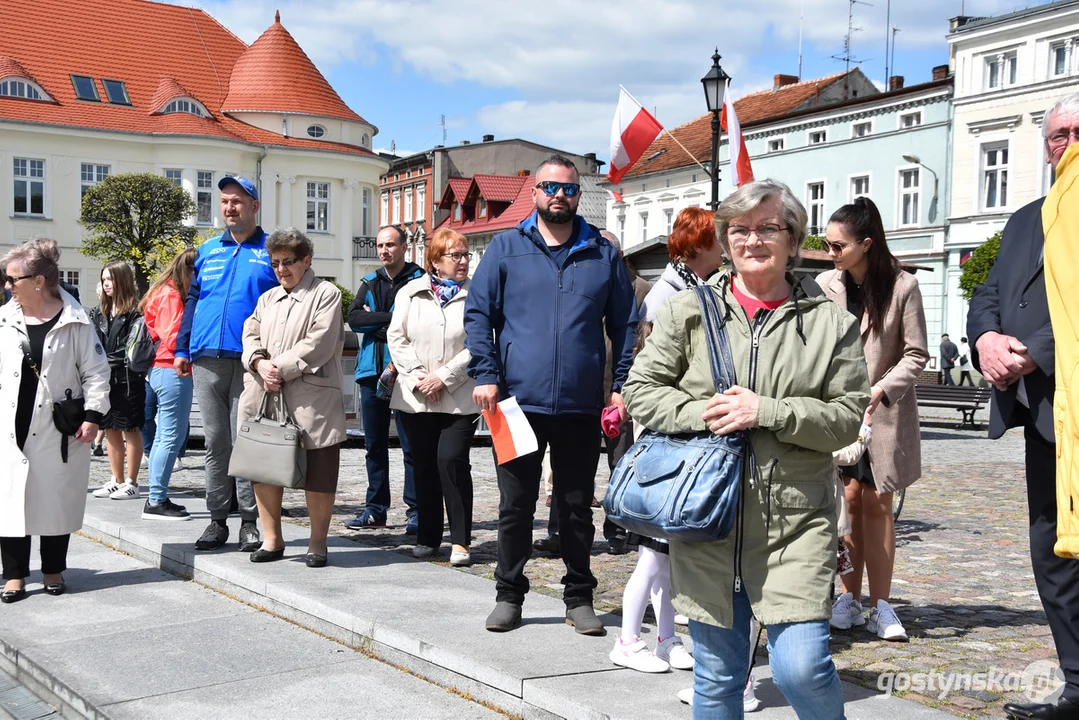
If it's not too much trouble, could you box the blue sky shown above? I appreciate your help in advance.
[192,0,1043,162]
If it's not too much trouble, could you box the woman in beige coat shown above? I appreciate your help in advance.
[0,239,110,602]
[388,228,479,566]
[818,197,929,642]
[238,228,345,568]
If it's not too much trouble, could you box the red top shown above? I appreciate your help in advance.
[142,282,185,369]
[731,281,787,319]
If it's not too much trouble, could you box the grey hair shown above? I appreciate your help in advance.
[1043,92,1079,138]
[2,237,61,296]
[600,229,621,252]
[266,227,314,260]
[715,179,809,270]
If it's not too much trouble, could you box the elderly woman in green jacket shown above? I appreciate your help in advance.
[623,179,870,719]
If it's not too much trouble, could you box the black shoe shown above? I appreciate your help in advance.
[91,443,104,457]
[533,534,560,554]
[238,523,260,552]
[305,553,328,568]
[607,534,629,555]
[485,601,522,632]
[1,587,26,604]
[250,547,285,563]
[1004,698,1079,719]
[195,521,229,551]
[44,582,66,596]
[142,498,191,521]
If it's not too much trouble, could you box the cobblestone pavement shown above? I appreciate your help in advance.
[89,414,1044,719]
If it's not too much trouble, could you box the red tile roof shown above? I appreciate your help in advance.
[0,56,43,90]
[221,11,365,124]
[473,174,529,202]
[436,179,536,237]
[0,0,373,156]
[148,77,194,114]
[621,71,850,179]
[441,178,475,209]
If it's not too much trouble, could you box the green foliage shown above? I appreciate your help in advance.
[959,231,1002,300]
[80,173,198,293]
[332,282,355,324]
[803,235,826,252]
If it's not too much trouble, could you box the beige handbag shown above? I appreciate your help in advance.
[228,391,306,489]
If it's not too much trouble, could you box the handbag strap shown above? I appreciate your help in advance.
[694,285,738,393]
[258,390,298,427]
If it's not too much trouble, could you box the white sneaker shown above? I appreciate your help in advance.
[109,482,140,500]
[92,479,122,498]
[610,638,669,673]
[674,614,689,626]
[744,674,761,712]
[867,599,908,642]
[655,635,694,670]
[173,457,184,471]
[677,687,693,705]
[830,591,866,629]
[449,550,471,567]
[140,456,148,468]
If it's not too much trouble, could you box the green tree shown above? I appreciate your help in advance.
[80,173,198,293]
[332,282,355,324]
[803,235,826,251]
[958,231,1002,300]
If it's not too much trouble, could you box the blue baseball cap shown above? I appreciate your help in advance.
[218,175,259,202]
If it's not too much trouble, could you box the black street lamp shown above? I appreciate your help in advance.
[701,50,731,211]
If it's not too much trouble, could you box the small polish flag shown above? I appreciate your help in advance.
[607,189,624,204]
[608,86,664,185]
[721,80,754,187]
[483,396,539,465]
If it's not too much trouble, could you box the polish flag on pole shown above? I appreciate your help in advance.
[607,189,624,204]
[608,86,664,185]
[483,396,539,465]
[721,80,754,187]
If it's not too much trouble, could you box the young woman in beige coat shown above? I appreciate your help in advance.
[818,197,929,642]
[238,228,346,569]
[388,228,479,566]
[0,239,110,602]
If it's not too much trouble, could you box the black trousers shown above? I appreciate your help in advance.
[1,534,71,580]
[495,413,601,608]
[547,418,632,542]
[959,371,974,386]
[1025,421,1079,702]
[397,412,477,548]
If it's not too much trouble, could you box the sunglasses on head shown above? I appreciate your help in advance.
[535,181,581,198]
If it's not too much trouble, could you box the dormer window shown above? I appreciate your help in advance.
[0,78,46,100]
[71,74,99,101]
[478,197,487,217]
[162,97,208,117]
[307,124,326,138]
[102,79,131,105]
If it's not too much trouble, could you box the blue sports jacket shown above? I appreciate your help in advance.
[463,212,638,416]
[348,263,424,381]
[175,228,278,362]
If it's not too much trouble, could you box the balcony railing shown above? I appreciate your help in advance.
[353,236,377,260]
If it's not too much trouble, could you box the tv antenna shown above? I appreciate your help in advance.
[440,115,447,145]
[829,0,873,99]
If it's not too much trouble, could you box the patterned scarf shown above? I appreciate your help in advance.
[430,275,463,307]
[672,260,702,289]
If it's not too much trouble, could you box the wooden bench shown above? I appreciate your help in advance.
[915,384,993,428]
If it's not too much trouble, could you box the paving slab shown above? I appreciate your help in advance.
[75,491,962,719]
[0,536,500,720]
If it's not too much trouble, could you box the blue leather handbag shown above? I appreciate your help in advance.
[603,285,747,543]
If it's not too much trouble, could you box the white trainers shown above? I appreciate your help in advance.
[92,479,122,498]
[140,456,148,468]
[830,591,866,629]
[676,676,760,712]
[867,599,908,642]
[109,482,140,500]
[655,635,694,670]
[674,614,689,626]
[610,638,669,673]
[173,457,184,471]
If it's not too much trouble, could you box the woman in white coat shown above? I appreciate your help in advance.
[0,239,110,602]
[388,228,479,566]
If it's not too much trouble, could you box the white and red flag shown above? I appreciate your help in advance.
[483,396,539,465]
[608,86,664,185]
[721,80,754,187]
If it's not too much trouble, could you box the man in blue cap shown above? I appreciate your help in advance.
[175,176,278,552]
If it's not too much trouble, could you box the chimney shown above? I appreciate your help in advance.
[460,140,471,145]
[482,134,494,142]
[583,152,597,170]
[932,64,950,81]
[888,76,905,91]
[517,170,531,177]
[773,74,799,90]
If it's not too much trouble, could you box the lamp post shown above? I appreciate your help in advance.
[701,50,731,211]
[902,153,939,223]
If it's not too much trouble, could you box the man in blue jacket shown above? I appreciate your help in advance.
[175,176,278,552]
[344,226,422,530]
[465,155,638,635]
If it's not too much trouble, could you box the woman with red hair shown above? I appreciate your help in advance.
[642,207,726,322]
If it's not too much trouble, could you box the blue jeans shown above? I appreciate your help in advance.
[689,587,845,719]
[358,377,415,518]
[144,376,188,459]
[146,367,193,504]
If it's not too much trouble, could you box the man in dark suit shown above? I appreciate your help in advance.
[969,93,1079,720]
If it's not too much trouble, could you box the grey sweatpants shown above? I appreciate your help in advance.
[193,357,256,522]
